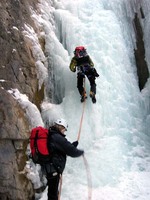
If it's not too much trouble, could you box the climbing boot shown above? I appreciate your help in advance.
[80,91,87,102]
[90,91,96,103]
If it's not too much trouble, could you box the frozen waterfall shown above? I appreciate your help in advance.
[27,0,150,199]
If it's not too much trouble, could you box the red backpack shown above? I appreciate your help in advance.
[30,126,51,164]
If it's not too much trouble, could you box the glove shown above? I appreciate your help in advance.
[94,71,99,77]
[72,141,79,147]
[91,68,99,77]
[81,150,84,155]
[95,72,99,77]
[72,67,76,72]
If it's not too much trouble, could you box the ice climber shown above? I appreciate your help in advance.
[69,46,99,103]
[41,118,84,200]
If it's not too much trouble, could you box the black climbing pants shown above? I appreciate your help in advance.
[46,173,60,200]
[77,72,96,96]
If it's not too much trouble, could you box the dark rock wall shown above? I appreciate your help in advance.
[134,9,149,91]
[0,0,45,199]
[0,0,43,102]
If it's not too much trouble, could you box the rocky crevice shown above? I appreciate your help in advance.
[134,8,149,91]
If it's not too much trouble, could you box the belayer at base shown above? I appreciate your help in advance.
[30,118,84,200]
[69,46,99,103]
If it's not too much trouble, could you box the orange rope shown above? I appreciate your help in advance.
[77,78,86,141]
[82,154,92,200]
[77,97,86,141]
[77,79,92,200]
[59,78,92,200]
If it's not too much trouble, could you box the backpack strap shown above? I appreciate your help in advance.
[34,130,39,152]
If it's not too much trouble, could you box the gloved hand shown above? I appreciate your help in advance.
[81,150,84,155]
[95,71,99,77]
[91,68,99,77]
[72,67,76,72]
[72,141,79,147]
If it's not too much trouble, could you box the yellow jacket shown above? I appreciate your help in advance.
[69,55,94,72]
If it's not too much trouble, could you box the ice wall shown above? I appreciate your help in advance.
[32,0,150,199]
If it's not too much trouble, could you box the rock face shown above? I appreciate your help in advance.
[0,0,45,199]
[134,9,149,91]
[0,0,149,200]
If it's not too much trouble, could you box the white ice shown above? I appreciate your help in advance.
[20,0,150,199]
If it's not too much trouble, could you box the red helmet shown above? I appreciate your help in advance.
[74,46,87,58]
[75,46,86,51]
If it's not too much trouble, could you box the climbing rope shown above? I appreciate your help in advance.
[77,77,86,141]
[82,154,92,200]
[77,78,92,200]
[59,78,92,200]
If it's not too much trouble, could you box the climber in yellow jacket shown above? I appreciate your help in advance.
[69,46,99,103]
